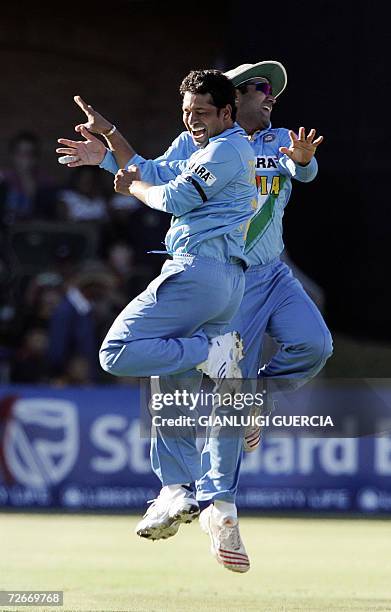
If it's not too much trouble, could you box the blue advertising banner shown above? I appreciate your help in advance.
[0,385,390,513]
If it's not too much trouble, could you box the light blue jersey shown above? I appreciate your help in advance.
[101,124,317,265]
[102,125,256,264]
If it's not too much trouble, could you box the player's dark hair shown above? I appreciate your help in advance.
[180,69,237,121]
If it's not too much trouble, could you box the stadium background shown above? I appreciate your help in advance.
[1,2,391,610]
[2,0,390,359]
[1,0,390,502]
[1,0,391,605]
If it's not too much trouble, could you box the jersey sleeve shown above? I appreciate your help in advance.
[145,140,241,216]
[99,149,119,174]
[278,128,318,183]
[132,155,188,185]
[99,149,135,175]
[98,131,189,178]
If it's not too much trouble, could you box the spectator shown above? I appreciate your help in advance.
[108,191,170,277]
[10,327,49,383]
[22,272,64,330]
[0,132,56,228]
[57,166,108,223]
[57,166,112,257]
[106,241,153,300]
[56,355,92,386]
[47,263,115,383]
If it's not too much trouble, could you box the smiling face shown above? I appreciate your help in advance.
[182,92,232,147]
[235,79,276,135]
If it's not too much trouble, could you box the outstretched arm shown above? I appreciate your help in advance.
[73,95,136,169]
[56,126,107,167]
[279,127,323,182]
[56,96,136,170]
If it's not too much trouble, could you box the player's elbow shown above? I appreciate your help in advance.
[296,172,317,184]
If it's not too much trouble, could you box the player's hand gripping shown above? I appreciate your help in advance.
[114,165,141,196]
[56,126,106,167]
[73,95,114,136]
[279,127,323,166]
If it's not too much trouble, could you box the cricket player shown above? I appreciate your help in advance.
[56,61,332,574]
[58,69,257,572]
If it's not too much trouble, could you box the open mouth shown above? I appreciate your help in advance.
[262,105,272,113]
[190,126,208,142]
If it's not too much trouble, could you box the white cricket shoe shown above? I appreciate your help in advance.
[199,504,250,573]
[136,485,199,541]
[243,404,262,452]
[196,331,244,380]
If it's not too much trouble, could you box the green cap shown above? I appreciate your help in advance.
[225,60,287,98]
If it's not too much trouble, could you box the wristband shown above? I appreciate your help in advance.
[105,124,117,137]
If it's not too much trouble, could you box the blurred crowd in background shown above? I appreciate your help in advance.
[1,0,389,386]
[0,130,329,387]
[0,131,170,385]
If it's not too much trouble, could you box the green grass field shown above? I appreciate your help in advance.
[1,513,391,612]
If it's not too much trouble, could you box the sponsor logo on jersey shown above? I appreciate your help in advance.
[256,175,281,195]
[190,164,217,186]
[264,134,275,142]
[255,155,279,169]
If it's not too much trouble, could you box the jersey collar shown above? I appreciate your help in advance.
[247,122,272,141]
[209,122,246,142]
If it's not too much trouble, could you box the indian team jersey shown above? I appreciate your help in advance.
[101,125,256,263]
[243,126,317,264]
[100,123,317,265]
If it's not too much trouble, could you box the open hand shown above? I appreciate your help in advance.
[56,126,106,167]
[74,95,113,135]
[279,127,323,166]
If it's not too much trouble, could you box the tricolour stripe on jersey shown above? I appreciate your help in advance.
[245,175,286,252]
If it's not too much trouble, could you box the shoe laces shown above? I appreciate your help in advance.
[220,522,242,551]
[144,489,171,517]
[144,485,190,518]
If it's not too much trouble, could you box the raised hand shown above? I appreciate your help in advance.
[56,126,106,167]
[114,165,141,196]
[279,127,324,166]
[74,95,113,135]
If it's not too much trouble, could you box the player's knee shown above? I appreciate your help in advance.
[99,347,120,376]
[323,329,334,361]
[99,342,131,377]
[305,326,333,371]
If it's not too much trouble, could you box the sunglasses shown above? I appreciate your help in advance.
[237,80,273,96]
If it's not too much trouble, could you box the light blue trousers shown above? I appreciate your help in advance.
[197,259,333,502]
[101,257,332,504]
[99,254,246,490]
[99,255,244,377]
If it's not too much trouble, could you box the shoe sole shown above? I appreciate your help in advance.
[199,508,250,574]
[243,404,262,452]
[243,427,262,452]
[136,503,200,541]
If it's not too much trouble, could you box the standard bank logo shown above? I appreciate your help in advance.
[3,398,79,487]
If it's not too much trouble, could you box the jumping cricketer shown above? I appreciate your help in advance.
[56,61,332,574]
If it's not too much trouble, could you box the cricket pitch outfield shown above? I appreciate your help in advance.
[1,514,391,611]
